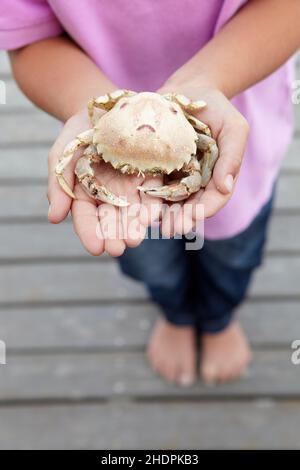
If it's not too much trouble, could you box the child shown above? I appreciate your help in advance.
[1,0,299,385]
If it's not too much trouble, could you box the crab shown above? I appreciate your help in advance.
[55,90,219,206]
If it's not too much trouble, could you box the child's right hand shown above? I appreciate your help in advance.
[47,109,163,257]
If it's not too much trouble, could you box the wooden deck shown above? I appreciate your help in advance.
[0,51,300,449]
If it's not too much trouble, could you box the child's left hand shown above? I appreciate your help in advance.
[157,85,249,237]
[47,109,163,257]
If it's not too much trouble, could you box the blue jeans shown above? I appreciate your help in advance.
[118,196,273,333]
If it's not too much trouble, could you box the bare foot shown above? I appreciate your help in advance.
[200,322,252,384]
[146,318,197,386]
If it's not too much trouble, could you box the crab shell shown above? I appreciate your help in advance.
[93,92,198,175]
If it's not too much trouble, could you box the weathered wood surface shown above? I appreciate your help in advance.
[0,138,299,181]
[0,263,146,305]
[0,213,299,261]
[0,255,299,307]
[0,173,298,221]
[0,349,300,402]
[1,100,300,145]
[0,401,299,450]
[0,300,299,350]
[0,113,60,146]
[0,51,300,450]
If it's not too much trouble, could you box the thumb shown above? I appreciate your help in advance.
[47,111,90,223]
[213,118,249,194]
[47,146,74,224]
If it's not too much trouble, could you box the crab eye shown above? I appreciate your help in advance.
[120,102,128,109]
[170,106,178,114]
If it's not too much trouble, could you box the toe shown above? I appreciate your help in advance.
[176,358,196,387]
[177,373,195,387]
[200,363,219,385]
[158,359,178,384]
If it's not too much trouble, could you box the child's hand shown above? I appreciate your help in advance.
[47,109,162,256]
[157,86,249,237]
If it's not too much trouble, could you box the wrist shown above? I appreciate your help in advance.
[161,73,223,98]
[161,62,233,99]
[159,74,225,104]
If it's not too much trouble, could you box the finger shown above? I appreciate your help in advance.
[213,117,249,195]
[48,146,76,224]
[98,204,126,257]
[192,181,233,220]
[48,114,90,223]
[121,203,147,248]
[72,193,104,256]
[174,201,194,236]
[138,177,163,227]
[161,203,181,238]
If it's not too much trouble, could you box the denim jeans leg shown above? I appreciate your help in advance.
[118,235,196,325]
[191,195,274,333]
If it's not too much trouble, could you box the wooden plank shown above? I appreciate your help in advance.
[0,147,48,179]
[0,138,299,181]
[275,174,300,210]
[267,214,300,252]
[295,103,300,135]
[0,113,60,146]
[0,106,294,146]
[281,139,300,171]
[0,304,156,351]
[0,102,298,147]
[0,254,299,305]
[0,214,299,261]
[250,256,300,297]
[0,185,48,219]
[0,222,88,259]
[0,349,299,401]
[0,173,299,220]
[0,401,299,449]
[0,300,299,350]
[0,262,146,305]
[3,80,35,110]
[0,52,10,76]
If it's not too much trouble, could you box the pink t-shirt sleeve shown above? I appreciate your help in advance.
[0,0,63,50]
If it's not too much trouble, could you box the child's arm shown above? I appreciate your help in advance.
[9,0,300,246]
[10,37,161,256]
[159,0,300,236]
[166,0,300,99]
[9,36,116,122]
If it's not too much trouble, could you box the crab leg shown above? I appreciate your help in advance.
[185,113,211,136]
[75,146,129,207]
[88,89,136,122]
[163,93,206,113]
[196,133,219,187]
[55,129,93,199]
[138,157,202,202]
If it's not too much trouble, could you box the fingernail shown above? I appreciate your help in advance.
[48,204,52,217]
[178,375,195,387]
[224,174,234,193]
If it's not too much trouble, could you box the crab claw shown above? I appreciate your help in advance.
[138,172,201,202]
[56,174,76,199]
[163,93,207,112]
[81,176,130,207]
[55,129,94,199]
[75,152,129,207]
[138,156,202,202]
[138,182,188,202]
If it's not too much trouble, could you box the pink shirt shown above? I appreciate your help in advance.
[0,0,295,239]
